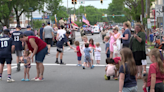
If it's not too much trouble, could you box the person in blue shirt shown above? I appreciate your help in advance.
[12,25,23,71]
[55,31,73,64]
[23,26,35,36]
[0,29,15,82]
[149,32,154,45]
[83,43,93,69]
[38,23,45,40]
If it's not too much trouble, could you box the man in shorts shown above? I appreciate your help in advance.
[43,22,54,54]
[55,31,73,64]
[12,25,23,71]
[0,29,15,82]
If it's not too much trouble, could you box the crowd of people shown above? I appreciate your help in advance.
[0,20,163,92]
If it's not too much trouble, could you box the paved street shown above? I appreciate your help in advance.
[0,31,151,92]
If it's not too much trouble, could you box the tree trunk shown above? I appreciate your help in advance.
[141,0,145,28]
[147,0,150,17]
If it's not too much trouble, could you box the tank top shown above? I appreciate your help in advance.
[40,27,44,40]
[26,36,46,53]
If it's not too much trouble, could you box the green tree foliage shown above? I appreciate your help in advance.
[107,0,127,23]
[32,20,45,30]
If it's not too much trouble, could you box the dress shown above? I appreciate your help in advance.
[110,33,120,52]
[89,44,96,60]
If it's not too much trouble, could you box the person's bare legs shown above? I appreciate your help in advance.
[110,52,113,58]
[36,62,40,78]
[60,53,63,60]
[137,65,143,78]
[39,63,44,79]
[47,45,51,53]
[27,68,30,79]
[24,68,27,79]
[7,64,11,76]
[0,64,4,77]
[143,65,147,73]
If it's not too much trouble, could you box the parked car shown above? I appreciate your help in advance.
[92,26,100,34]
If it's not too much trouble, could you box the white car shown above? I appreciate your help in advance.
[92,26,100,34]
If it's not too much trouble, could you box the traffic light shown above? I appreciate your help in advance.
[100,0,103,4]
[72,0,74,4]
[113,14,115,18]
[75,0,77,4]
[85,14,86,17]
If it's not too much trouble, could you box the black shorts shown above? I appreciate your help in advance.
[133,51,146,66]
[0,58,12,64]
[45,38,52,45]
[57,47,63,53]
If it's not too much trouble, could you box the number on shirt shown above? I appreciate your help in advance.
[1,41,8,47]
[14,36,19,41]
[58,35,64,41]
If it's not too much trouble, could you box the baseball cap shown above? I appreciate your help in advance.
[42,23,45,26]
[27,25,31,28]
[47,22,50,25]
[16,25,21,28]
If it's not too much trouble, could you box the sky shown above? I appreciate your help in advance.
[61,0,112,9]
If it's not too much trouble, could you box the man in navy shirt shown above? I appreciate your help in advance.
[24,26,35,36]
[12,25,23,71]
[38,23,45,40]
[55,31,73,64]
[0,29,15,82]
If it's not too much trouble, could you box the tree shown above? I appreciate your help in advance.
[12,0,46,26]
[107,0,127,23]
[0,0,13,27]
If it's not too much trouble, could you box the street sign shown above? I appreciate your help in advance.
[104,14,107,17]
[155,5,163,18]
[79,0,85,4]
[147,18,151,24]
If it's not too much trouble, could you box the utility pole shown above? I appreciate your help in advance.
[74,0,75,22]
[163,0,164,35]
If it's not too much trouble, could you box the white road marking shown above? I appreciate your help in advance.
[3,63,150,71]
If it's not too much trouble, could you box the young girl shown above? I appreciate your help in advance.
[81,36,89,55]
[142,73,148,92]
[89,38,96,67]
[119,48,137,92]
[95,42,101,64]
[147,48,164,92]
[105,58,116,80]
[21,51,31,81]
[113,52,121,80]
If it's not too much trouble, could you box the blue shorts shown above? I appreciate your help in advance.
[35,46,48,63]
[84,56,91,62]
[77,56,82,61]
[0,58,12,64]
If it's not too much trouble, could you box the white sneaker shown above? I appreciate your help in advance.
[0,77,2,81]
[31,77,38,81]
[35,78,43,81]
[7,78,15,83]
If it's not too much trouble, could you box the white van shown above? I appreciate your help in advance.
[92,26,100,34]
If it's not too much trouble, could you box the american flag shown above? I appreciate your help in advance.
[82,15,90,26]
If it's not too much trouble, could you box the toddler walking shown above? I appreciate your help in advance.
[21,51,31,81]
[83,43,93,69]
[74,41,82,66]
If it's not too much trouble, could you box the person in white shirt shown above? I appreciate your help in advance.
[56,25,66,41]
[95,42,101,64]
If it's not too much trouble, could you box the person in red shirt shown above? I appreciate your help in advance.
[74,41,82,66]
[20,34,48,81]
[147,48,164,92]
[113,52,121,80]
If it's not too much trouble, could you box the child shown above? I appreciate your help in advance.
[119,48,137,92]
[95,42,101,64]
[147,48,164,92]
[74,41,82,66]
[113,52,121,80]
[89,38,96,67]
[83,43,93,69]
[104,36,110,58]
[142,73,148,92]
[81,36,89,55]
[21,51,31,81]
[104,58,116,80]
